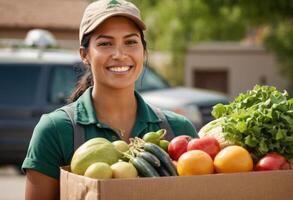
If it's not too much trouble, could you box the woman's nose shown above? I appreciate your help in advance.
[112,46,127,60]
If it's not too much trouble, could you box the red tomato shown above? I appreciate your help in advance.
[187,136,220,159]
[256,153,292,171]
[168,135,192,160]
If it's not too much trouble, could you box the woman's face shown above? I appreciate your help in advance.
[81,16,144,90]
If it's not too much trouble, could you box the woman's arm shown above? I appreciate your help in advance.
[25,170,59,200]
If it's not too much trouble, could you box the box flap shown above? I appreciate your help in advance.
[61,166,100,199]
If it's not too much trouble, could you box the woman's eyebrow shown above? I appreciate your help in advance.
[95,33,139,40]
[124,33,139,38]
[95,35,113,40]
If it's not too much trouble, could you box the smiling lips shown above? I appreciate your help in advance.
[107,65,133,73]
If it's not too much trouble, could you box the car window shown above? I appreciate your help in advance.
[0,63,41,106]
[48,65,76,104]
[135,67,169,92]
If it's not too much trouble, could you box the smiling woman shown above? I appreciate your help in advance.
[21,0,196,199]
[81,16,144,91]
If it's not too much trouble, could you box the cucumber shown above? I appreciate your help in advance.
[155,165,171,177]
[130,157,160,177]
[137,151,161,168]
[143,143,178,176]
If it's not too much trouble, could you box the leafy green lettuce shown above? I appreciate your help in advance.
[212,85,293,163]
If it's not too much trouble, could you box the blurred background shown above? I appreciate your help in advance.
[0,0,293,199]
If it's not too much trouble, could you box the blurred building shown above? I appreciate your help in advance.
[185,42,288,99]
[0,0,88,49]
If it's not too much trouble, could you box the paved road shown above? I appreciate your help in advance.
[0,166,25,200]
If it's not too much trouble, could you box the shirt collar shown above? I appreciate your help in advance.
[75,87,161,125]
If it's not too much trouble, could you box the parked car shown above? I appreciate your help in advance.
[0,48,81,167]
[136,67,228,128]
[0,31,228,167]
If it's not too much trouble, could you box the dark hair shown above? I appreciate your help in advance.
[68,28,147,102]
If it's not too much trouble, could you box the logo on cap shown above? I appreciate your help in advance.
[107,0,121,9]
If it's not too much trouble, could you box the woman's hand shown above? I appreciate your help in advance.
[25,170,59,200]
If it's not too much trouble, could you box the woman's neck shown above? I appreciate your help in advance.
[92,86,136,115]
[91,85,137,140]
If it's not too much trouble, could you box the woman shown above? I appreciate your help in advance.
[22,0,197,199]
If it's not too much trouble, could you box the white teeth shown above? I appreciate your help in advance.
[108,66,130,72]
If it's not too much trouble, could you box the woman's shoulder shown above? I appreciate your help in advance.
[38,109,71,128]
[162,110,191,126]
[35,107,73,138]
[22,107,74,179]
[162,110,198,138]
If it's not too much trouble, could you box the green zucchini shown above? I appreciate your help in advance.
[143,143,178,176]
[130,157,160,177]
[155,165,171,177]
[137,151,161,168]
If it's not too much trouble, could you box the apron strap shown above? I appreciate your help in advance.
[148,104,175,141]
[60,104,85,151]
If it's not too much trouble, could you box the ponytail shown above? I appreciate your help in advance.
[68,67,93,103]
[68,33,92,103]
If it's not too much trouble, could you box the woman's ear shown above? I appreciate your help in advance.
[80,47,89,65]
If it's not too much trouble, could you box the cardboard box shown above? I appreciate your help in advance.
[61,166,293,200]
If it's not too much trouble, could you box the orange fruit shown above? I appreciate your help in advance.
[177,150,214,176]
[214,145,253,173]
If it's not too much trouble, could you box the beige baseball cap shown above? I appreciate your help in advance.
[79,0,146,45]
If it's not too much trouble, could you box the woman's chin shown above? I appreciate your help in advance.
[106,81,135,90]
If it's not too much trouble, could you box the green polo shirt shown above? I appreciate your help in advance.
[22,87,197,179]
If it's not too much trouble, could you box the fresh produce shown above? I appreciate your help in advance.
[159,140,170,152]
[84,162,113,179]
[214,145,253,173]
[111,161,138,178]
[200,85,293,164]
[198,118,231,149]
[144,142,178,176]
[137,151,161,168]
[187,136,220,159]
[155,165,171,176]
[256,153,292,171]
[112,140,129,152]
[71,138,121,175]
[71,133,178,179]
[122,136,177,177]
[130,157,160,177]
[177,150,214,176]
[168,135,192,161]
[72,125,293,180]
[142,129,166,145]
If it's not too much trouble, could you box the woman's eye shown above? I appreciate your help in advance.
[126,40,138,45]
[97,42,112,46]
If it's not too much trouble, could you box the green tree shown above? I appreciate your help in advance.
[207,0,293,93]
[130,1,293,90]
[132,0,246,85]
